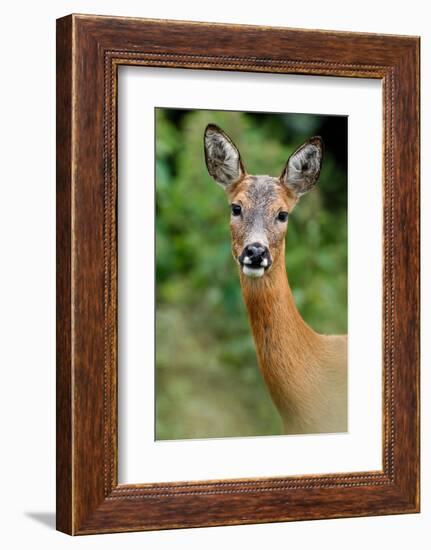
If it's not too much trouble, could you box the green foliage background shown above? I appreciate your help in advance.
[155,108,347,440]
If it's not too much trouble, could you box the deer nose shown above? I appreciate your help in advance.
[246,243,266,259]
[243,242,270,267]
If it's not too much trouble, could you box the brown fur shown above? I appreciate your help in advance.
[228,180,347,435]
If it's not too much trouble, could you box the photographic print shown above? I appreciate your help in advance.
[57,15,419,534]
[155,108,348,440]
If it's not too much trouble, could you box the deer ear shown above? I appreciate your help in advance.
[204,124,246,188]
[280,137,323,198]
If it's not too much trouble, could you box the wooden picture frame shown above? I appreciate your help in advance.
[56,14,420,535]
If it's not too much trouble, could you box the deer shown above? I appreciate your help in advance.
[204,124,347,435]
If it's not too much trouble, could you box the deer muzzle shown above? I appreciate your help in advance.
[238,242,272,278]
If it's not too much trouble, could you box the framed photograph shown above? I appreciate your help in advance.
[56,14,420,535]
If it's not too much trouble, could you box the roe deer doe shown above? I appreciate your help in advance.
[204,124,347,434]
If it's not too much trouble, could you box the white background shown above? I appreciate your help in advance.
[118,68,382,483]
[0,1,428,548]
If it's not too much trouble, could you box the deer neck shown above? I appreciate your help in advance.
[239,247,323,429]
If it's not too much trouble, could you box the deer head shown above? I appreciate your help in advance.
[204,123,323,278]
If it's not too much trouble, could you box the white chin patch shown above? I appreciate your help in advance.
[243,266,265,278]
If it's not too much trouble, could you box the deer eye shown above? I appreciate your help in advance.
[277,211,289,222]
[231,204,242,216]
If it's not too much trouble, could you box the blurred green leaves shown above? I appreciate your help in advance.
[155,108,347,440]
